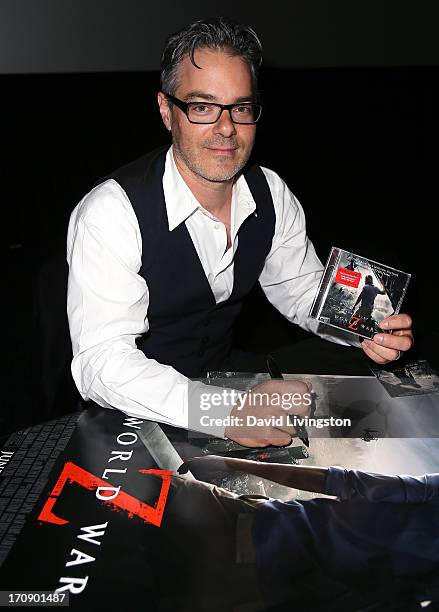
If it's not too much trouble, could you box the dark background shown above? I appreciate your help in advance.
[1,0,438,432]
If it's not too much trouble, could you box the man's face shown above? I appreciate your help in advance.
[158,48,257,183]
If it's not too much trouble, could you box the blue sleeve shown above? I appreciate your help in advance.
[325,466,439,503]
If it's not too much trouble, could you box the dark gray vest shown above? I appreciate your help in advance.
[103,146,275,377]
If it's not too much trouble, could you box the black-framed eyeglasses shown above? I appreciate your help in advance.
[163,92,262,125]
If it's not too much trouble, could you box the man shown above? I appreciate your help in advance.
[146,456,439,611]
[67,17,413,447]
[353,274,387,320]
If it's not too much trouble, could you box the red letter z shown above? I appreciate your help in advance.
[348,316,361,331]
[38,461,172,527]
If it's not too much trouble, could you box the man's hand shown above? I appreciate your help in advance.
[224,379,312,448]
[361,313,413,364]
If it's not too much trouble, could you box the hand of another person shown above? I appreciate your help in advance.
[224,379,312,448]
[361,313,414,364]
[177,455,229,477]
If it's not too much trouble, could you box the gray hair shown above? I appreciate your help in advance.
[160,17,262,98]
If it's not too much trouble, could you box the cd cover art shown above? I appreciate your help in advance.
[309,247,411,339]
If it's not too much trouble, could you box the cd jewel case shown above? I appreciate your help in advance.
[309,247,411,340]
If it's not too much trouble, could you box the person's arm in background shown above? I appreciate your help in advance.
[178,455,328,492]
[67,179,229,433]
[325,466,439,503]
[259,168,413,364]
[179,456,439,502]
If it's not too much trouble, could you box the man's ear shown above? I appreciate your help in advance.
[157,92,172,131]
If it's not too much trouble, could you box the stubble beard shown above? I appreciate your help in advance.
[173,138,253,183]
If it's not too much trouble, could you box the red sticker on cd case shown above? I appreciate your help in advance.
[335,267,361,288]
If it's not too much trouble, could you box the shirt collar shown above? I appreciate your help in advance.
[163,147,200,231]
[163,146,256,232]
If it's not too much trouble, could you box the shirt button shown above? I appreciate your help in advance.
[214,224,220,230]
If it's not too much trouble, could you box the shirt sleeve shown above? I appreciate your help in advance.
[259,168,360,347]
[325,466,439,503]
[67,179,233,436]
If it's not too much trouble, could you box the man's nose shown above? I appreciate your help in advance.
[213,109,237,137]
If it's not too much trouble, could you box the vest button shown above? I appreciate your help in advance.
[203,318,211,326]
[197,349,205,357]
[201,336,210,344]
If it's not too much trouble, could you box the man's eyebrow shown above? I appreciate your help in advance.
[184,91,255,103]
[184,91,217,101]
[234,95,256,103]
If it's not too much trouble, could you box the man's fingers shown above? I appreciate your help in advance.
[225,422,293,447]
[266,431,293,447]
[380,313,412,331]
[373,331,413,352]
[361,339,396,364]
[393,328,415,348]
[233,424,294,443]
[225,379,312,448]
[361,312,414,364]
[251,379,311,396]
[255,431,293,447]
[227,432,292,448]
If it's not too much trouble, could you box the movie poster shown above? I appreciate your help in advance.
[0,408,175,608]
[2,386,439,610]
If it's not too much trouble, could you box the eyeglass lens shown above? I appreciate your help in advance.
[187,103,260,124]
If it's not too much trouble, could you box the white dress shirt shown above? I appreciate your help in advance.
[67,146,356,434]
